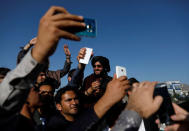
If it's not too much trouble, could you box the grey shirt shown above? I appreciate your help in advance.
[111,109,142,131]
[0,50,43,112]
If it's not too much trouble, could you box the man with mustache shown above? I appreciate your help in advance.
[82,56,112,107]
[46,73,130,131]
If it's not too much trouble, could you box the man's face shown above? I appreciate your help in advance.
[57,91,79,116]
[93,61,103,75]
[39,85,54,96]
[39,85,54,105]
[37,72,46,84]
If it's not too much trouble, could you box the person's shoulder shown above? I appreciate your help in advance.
[48,112,68,126]
[105,75,113,81]
[84,74,94,80]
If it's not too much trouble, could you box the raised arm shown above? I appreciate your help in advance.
[112,81,163,131]
[17,37,37,64]
[0,6,85,112]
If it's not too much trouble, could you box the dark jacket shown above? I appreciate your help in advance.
[46,107,99,131]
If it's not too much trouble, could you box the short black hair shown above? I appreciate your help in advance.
[128,77,139,86]
[37,77,57,93]
[128,77,139,91]
[0,67,10,76]
[55,86,78,104]
[91,56,110,72]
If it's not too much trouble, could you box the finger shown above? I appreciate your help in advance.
[165,124,179,131]
[171,114,188,121]
[44,6,69,17]
[155,119,160,124]
[172,103,188,115]
[78,54,84,59]
[79,49,86,56]
[121,80,130,87]
[55,20,85,29]
[138,81,147,88]
[30,37,37,44]
[118,76,127,81]
[57,29,81,41]
[51,13,84,22]
[113,73,117,80]
[122,84,130,91]
[155,119,161,128]
[144,82,156,95]
[147,82,157,94]
[151,96,163,113]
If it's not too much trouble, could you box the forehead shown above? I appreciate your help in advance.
[39,72,46,75]
[61,90,77,100]
[94,61,102,65]
[39,85,53,91]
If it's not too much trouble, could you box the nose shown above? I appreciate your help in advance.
[71,99,78,105]
[41,75,46,79]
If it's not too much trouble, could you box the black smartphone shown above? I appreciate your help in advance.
[154,83,175,125]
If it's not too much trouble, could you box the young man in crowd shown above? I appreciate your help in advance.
[46,73,130,131]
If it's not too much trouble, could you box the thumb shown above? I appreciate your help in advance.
[151,96,163,113]
[113,73,117,80]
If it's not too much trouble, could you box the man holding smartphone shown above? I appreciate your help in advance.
[82,56,112,108]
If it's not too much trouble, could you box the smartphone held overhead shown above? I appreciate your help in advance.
[116,66,127,78]
[79,48,93,64]
[75,18,97,37]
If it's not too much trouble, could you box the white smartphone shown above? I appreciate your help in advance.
[79,48,93,64]
[116,66,127,78]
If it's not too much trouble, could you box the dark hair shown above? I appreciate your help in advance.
[128,78,139,86]
[68,69,76,78]
[55,86,78,104]
[0,67,10,76]
[37,77,57,93]
[128,77,139,91]
[91,56,110,72]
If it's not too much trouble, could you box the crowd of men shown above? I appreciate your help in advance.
[0,6,189,131]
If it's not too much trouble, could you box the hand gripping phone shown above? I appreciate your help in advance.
[116,66,127,78]
[154,83,175,125]
[79,48,93,64]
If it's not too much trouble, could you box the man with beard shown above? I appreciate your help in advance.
[82,56,112,108]
[46,73,130,131]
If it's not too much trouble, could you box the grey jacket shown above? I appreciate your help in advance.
[0,50,44,112]
[111,109,142,131]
